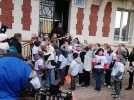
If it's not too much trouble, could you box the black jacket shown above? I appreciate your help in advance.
[128,52,134,62]
[9,38,22,55]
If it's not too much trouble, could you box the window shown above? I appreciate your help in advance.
[114,10,133,42]
[74,0,85,8]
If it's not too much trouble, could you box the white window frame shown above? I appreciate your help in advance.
[73,0,85,8]
[114,10,132,43]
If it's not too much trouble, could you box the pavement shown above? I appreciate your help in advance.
[68,73,134,100]
[72,85,134,100]
[20,66,134,100]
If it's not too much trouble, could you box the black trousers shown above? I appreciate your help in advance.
[83,70,90,86]
[71,76,77,90]
[105,69,112,86]
[128,72,134,88]
[79,73,84,85]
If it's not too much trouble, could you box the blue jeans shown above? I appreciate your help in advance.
[47,69,55,86]
[94,69,104,90]
[59,68,66,85]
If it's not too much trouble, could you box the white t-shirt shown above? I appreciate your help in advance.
[35,58,44,71]
[56,54,67,69]
[32,46,40,61]
[45,44,55,55]
[70,60,80,76]
[111,62,125,79]
[45,53,55,69]
[94,55,107,69]
[67,53,73,65]
[79,63,84,73]
[84,50,93,71]
[104,51,114,65]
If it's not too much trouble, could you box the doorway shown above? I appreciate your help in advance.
[39,0,70,38]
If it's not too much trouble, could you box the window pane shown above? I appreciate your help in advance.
[115,11,121,28]
[121,11,129,41]
[74,0,85,8]
[114,11,121,41]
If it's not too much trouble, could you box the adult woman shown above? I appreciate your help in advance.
[126,48,134,90]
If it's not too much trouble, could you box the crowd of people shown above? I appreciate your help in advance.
[0,27,134,99]
[30,32,134,98]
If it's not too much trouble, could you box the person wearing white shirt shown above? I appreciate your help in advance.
[69,53,80,90]
[104,47,114,88]
[35,55,44,75]
[94,48,107,91]
[111,56,125,98]
[32,40,41,64]
[83,46,93,87]
[45,51,56,86]
[55,49,68,85]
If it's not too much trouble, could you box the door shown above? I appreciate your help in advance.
[39,0,70,38]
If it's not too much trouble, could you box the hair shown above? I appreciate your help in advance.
[95,48,104,55]
[14,33,22,40]
[132,47,134,53]
[74,37,80,44]
[84,46,90,51]
[73,53,78,59]
[34,40,41,47]
[96,43,101,47]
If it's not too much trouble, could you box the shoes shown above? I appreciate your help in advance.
[69,88,75,91]
[94,88,101,91]
[125,87,132,90]
[81,84,89,87]
[113,95,119,98]
[104,83,107,86]
[107,85,111,89]
[111,92,116,96]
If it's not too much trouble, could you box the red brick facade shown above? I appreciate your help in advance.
[22,0,32,30]
[89,5,99,36]
[102,2,112,37]
[76,8,84,35]
[0,0,14,29]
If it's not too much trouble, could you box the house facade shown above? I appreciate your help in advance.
[0,0,134,46]
[69,0,134,46]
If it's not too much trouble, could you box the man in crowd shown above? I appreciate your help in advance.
[0,33,40,100]
[8,33,22,55]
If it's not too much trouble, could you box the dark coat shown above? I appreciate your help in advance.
[9,37,22,55]
[129,51,134,62]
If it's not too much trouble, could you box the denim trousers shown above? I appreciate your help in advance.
[47,69,55,86]
[114,80,122,95]
[94,69,104,90]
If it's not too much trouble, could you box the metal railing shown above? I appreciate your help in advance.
[35,88,72,100]
[22,41,32,59]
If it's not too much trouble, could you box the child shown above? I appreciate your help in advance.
[94,48,107,91]
[34,54,44,76]
[83,45,93,87]
[111,56,125,98]
[69,53,80,90]
[32,40,41,64]
[104,46,114,88]
[55,48,67,85]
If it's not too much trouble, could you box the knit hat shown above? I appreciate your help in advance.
[0,42,9,50]
[0,33,8,42]
[0,33,9,50]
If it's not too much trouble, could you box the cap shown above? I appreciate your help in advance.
[0,42,9,50]
[0,33,8,42]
